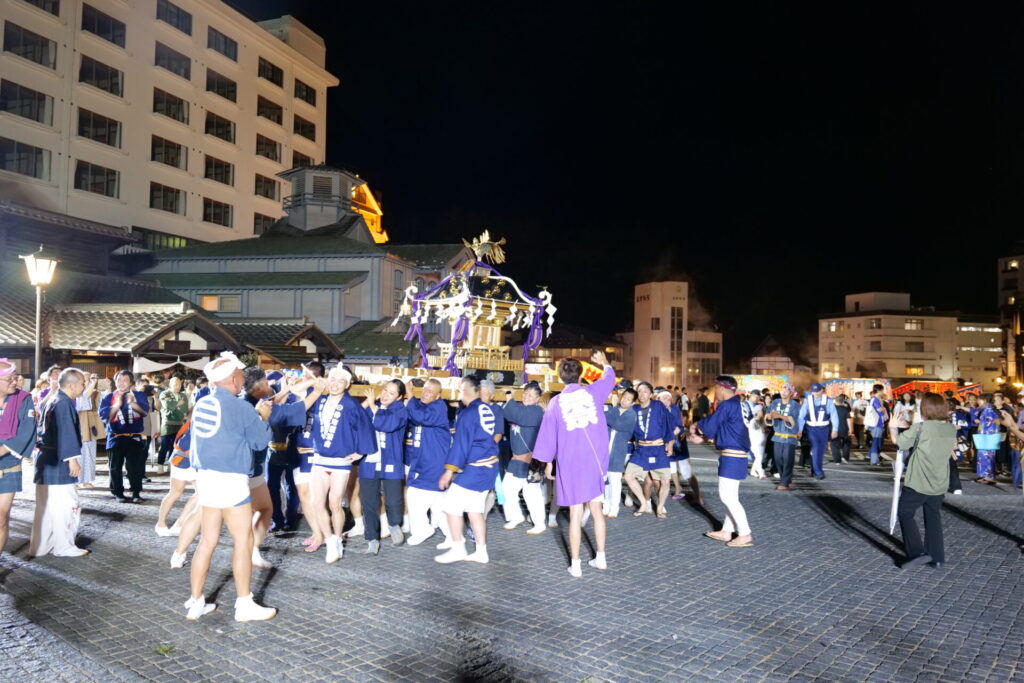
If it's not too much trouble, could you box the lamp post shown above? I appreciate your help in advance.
[19,245,59,379]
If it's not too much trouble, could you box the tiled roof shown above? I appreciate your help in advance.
[0,200,137,243]
[247,343,316,365]
[49,304,194,352]
[152,234,383,258]
[149,271,367,288]
[0,262,183,305]
[384,244,469,270]
[0,297,38,347]
[220,320,310,346]
[331,319,418,359]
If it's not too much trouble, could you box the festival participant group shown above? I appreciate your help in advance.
[0,353,1021,622]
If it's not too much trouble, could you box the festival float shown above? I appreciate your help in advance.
[346,232,560,399]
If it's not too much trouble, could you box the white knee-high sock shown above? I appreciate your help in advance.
[718,477,750,535]
[502,474,525,522]
[522,481,545,526]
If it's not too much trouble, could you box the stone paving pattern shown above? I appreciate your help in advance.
[1,445,1022,682]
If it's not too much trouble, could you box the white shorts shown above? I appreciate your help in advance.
[669,460,693,478]
[249,475,266,490]
[293,467,312,486]
[442,483,488,516]
[169,465,196,482]
[195,470,251,509]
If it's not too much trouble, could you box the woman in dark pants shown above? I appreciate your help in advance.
[895,393,956,570]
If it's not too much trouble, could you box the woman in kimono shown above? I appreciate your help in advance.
[974,394,1000,485]
[533,351,617,578]
[0,360,36,554]
[603,388,637,518]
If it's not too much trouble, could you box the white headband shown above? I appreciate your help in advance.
[329,368,352,383]
[657,390,673,399]
[204,351,245,382]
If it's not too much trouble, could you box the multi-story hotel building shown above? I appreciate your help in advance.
[626,280,723,389]
[0,0,337,248]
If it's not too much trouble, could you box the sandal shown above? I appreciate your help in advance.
[703,531,729,542]
[304,539,323,552]
[656,510,668,519]
[727,539,753,547]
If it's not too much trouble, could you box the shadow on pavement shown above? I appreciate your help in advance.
[942,501,1024,546]
[801,486,903,566]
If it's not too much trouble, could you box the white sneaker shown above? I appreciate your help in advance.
[526,525,547,535]
[252,549,272,569]
[407,533,432,546]
[155,524,174,537]
[170,551,187,569]
[503,518,524,530]
[436,538,455,550]
[465,547,489,564]
[773,473,781,480]
[953,489,963,495]
[325,535,340,564]
[345,522,364,538]
[234,594,276,622]
[567,562,582,578]
[434,542,468,563]
[588,557,608,570]
[185,597,215,620]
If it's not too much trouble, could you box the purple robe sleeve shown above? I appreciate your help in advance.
[531,397,561,463]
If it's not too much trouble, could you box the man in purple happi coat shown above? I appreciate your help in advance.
[534,350,616,578]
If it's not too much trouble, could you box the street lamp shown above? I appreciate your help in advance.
[19,245,59,379]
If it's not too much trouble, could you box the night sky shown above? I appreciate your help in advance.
[232,1,1024,366]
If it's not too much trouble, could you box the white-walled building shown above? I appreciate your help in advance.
[627,280,722,388]
[955,317,1003,389]
[819,292,968,383]
[0,0,337,248]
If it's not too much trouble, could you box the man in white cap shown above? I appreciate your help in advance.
[797,383,839,481]
[185,352,276,621]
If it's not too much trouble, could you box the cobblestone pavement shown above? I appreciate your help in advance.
[1,445,1023,682]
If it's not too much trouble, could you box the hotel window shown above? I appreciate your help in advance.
[204,155,233,185]
[133,227,198,250]
[154,88,188,123]
[4,23,57,69]
[254,174,279,200]
[78,108,121,147]
[0,136,50,179]
[1009,260,1020,271]
[1008,296,1017,306]
[255,134,280,162]
[156,0,192,35]
[151,135,186,169]
[1,80,53,125]
[825,320,844,333]
[203,197,232,227]
[293,114,315,141]
[257,96,282,124]
[74,160,119,197]
[651,317,660,331]
[905,365,925,377]
[294,79,316,106]
[905,341,924,353]
[199,294,240,313]
[79,55,123,96]
[206,69,236,102]
[868,341,881,352]
[150,181,184,214]
[22,0,60,15]
[81,5,125,48]
[254,213,276,235]
[258,57,283,86]
[205,112,235,143]
[292,150,313,168]
[155,42,190,80]
[207,27,237,61]
[904,318,923,331]
[868,318,882,329]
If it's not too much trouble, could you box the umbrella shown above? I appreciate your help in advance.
[888,450,906,535]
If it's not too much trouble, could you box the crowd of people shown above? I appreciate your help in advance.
[1,353,1022,623]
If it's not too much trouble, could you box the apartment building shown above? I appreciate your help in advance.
[0,0,337,248]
